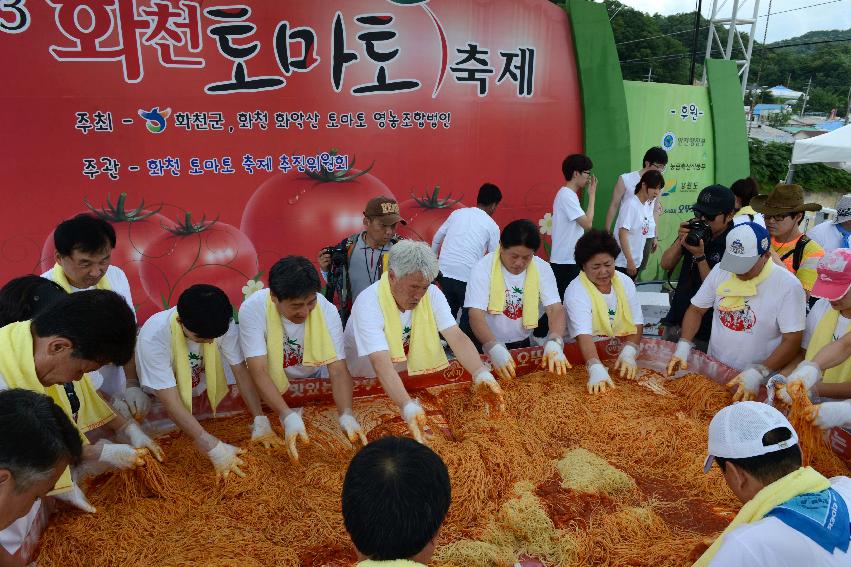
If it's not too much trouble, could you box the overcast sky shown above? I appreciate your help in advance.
[613,0,851,43]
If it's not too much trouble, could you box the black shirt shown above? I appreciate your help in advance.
[662,222,734,342]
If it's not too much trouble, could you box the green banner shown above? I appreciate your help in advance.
[623,81,716,281]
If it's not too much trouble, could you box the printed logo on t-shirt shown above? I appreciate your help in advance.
[504,287,524,320]
[402,326,412,353]
[189,351,203,387]
[641,217,650,236]
[719,303,757,332]
[608,308,616,323]
[284,337,302,367]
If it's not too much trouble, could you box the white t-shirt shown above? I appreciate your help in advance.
[431,207,500,282]
[803,298,851,349]
[41,264,136,400]
[463,253,560,344]
[734,211,767,229]
[709,476,851,567]
[136,308,242,396]
[563,271,644,339]
[550,186,586,264]
[344,282,457,378]
[615,194,652,268]
[807,222,845,253]
[238,290,345,379]
[617,171,657,238]
[690,264,806,370]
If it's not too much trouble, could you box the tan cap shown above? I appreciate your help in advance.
[364,196,405,224]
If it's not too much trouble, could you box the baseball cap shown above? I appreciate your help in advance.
[703,401,799,473]
[364,196,406,225]
[719,222,771,275]
[834,194,851,225]
[693,184,736,217]
[811,248,851,301]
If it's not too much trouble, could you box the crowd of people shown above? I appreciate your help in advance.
[1,152,850,565]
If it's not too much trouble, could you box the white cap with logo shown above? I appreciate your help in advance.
[719,222,771,275]
[703,401,799,473]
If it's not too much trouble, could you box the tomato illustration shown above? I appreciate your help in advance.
[40,193,176,324]
[719,304,757,332]
[138,213,259,310]
[240,157,395,276]
[398,186,464,244]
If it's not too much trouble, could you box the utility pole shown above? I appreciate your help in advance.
[800,76,811,116]
[845,86,851,126]
[645,67,654,82]
[689,0,704,85]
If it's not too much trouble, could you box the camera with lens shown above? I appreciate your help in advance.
[321,244,348,267]
[683,218,712,247]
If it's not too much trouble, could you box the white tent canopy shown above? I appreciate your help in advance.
[791,123,851,173]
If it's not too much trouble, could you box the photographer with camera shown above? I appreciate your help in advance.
[319,197,405,325]
[659,185,737,351]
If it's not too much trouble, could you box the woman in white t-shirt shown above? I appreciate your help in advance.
[239,256,366,458]
[464,219,568,380]
[137,285,275,480]
[615,170,664,279]
[564,230,644,394]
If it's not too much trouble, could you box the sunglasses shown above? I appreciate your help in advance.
[696,211,719,222]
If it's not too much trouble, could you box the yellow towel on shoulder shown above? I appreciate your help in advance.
[578,272,636,337]
[265,292,337,394]
[378,272,448,376]
[170,311,227,415]
[51,263,111,292]
[0,321,115,493]
[693,466,830,566]
[487,248,540,329]
[805,307,851,383]
[717,258,773,312]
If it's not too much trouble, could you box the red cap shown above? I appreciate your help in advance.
[812,248,851,301]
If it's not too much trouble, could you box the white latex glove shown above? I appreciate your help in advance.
[486,342,516,381]
[122,386,152,420]
[786,361,822,398]
[727,364,770,402]
[281,410,310,462]
[541,339,570,375]
[806,401,851,430]
[207,440,246,480]
[473,368,505,414]
[339,411,368,447]
[587,360,614,394]
[667,339,692,376]
[402,400,429,444]
[121,421,164,462]
[54,479,96,513]
[250,415,285,449]
[98,443,147,470]
[614,343,639,380]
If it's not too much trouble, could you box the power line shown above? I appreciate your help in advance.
[765,37,851,49]
[616,26,708,46]
[758,0,845,19]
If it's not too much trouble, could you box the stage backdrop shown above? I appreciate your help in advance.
[622,81,716,282]
[0,0,583,322]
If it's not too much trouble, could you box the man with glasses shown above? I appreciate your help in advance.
[605,146,668,277]
[660,185,737,351]
[752,184,824,300]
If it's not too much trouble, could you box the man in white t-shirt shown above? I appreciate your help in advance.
[41,213,150,422]
[344,241,504,443]
[605,147,668,275]
[465,220,569,379]
[240,256,366,460]
[550,154,598,297]
[808,194,851,253]
[667,222,806,401]
[696,402,851,567]
[137,285,276,480]
[432,183,502,320]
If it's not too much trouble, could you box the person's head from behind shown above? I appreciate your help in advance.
[811,248,851,313]
[730,177,759,211]
[342,436,451,564]
[704,401,801,503]
[387,240,439,311]
[176,284,232,343]
[269,256,321,324]
[31,290,136,386]
[642,146,668,171]
[575,230,621,289]
[0,389,83,531]
[53,214,117,289]
[635,170,664,201]
[477,183,502,216]
[363,197,405,248]
[561,154,593,186]
[0,275,65,327]
[499,219,540,275]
